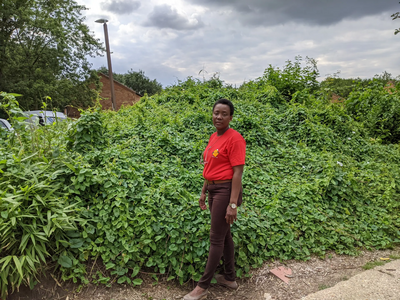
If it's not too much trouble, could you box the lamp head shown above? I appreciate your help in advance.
[95,19,108,23]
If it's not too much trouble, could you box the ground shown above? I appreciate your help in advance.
[8,247,400,300]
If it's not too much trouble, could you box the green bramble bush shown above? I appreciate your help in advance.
[1,60,400,297]
[345,80,400,143]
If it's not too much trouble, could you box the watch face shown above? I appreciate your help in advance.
[230,203,237,209]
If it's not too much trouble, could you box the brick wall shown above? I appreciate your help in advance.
[64,106,81,118]
[64,73,141,118]
[99,73,142,111]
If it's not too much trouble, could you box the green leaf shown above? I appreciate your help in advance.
[66,231,81,238]
[0,256,12,272]
[117,276,128,284]
[169,244,178,251]
[170,230,179,238]
[131,266,140,277]
[188,265,194,274]
[106,262,116,270]
[236,269,243,278]
[132,278,143,286]
[247,244,254,253]
[69,238,84,248]
[155,235,164,242]
[58,255,73,268]
[12,256,23,278]
[63,162,76,173]
[86,225,95,234]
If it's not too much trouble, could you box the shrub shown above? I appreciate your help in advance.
[1,65,400,296]
[346,80,400,143]
[260,56,319,101]
[0,93,88,298]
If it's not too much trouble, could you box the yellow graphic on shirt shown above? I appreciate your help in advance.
[212,149,219,158]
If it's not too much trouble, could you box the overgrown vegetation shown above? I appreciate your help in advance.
[320,71,398,99]
[1,59,400,299]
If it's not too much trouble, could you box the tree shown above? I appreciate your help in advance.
[98,67,163,96]
[392,3,400,35]
[0,0,103,111]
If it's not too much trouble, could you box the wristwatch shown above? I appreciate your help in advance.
[229,203,237,209]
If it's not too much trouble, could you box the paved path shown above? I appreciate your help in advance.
[302,260,400,300]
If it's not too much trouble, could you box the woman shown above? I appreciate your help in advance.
[184,98,246,300]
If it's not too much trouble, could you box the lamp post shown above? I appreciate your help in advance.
[95,19,116,111]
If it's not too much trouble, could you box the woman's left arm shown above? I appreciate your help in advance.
[225,165,244,224]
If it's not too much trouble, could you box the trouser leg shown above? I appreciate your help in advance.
[223,187,242,281]
[197,184,232,289]
[223,228,235,281]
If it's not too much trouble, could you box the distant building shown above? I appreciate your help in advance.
[98,72,142,110]
[65,73,142,118]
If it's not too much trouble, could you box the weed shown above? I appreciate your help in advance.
[319,284,329,290]
[362,261,386,270]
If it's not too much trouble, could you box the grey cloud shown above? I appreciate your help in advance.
[187,0,399,26]
[143,4,204,30]
[101,0,140,15]
[89,2,399,88]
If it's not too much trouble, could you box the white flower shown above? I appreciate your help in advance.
[302,166,306,169]
[352,131,355,134]
[348,137,351,140]
[337,161,343,167]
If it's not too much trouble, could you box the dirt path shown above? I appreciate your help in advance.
[9,247,400,300]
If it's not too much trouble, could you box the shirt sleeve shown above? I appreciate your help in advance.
[228,136,246,167]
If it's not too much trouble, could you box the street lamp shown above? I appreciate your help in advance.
[95,19,117,111]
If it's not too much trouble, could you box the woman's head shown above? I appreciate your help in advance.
[213,98,234,116]
[212,98,234,131]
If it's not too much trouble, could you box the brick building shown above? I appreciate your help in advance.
[98,73,142,110]
[65,73,142,118]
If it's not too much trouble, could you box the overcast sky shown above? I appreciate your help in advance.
[78,0,400,87]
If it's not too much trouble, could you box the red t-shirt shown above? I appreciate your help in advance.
[202,128,246,180]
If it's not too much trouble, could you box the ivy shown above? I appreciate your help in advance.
[1,69,400,297]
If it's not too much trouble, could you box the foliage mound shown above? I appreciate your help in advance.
[1,65,400,297]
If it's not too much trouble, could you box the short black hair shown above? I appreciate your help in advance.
[213,98,234,116]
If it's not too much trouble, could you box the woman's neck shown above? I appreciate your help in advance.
[217,126,230,136]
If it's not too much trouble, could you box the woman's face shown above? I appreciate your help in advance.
[213,104,232,130]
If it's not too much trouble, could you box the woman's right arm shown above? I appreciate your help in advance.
[199,179,207,210]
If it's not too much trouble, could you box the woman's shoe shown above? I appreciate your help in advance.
[183,288,208,300]
[215,274,238,289]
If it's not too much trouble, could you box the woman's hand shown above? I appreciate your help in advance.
[225,206,237,224]
[199,193,207,210]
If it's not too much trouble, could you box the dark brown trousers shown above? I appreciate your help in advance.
[197,182,242,289]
